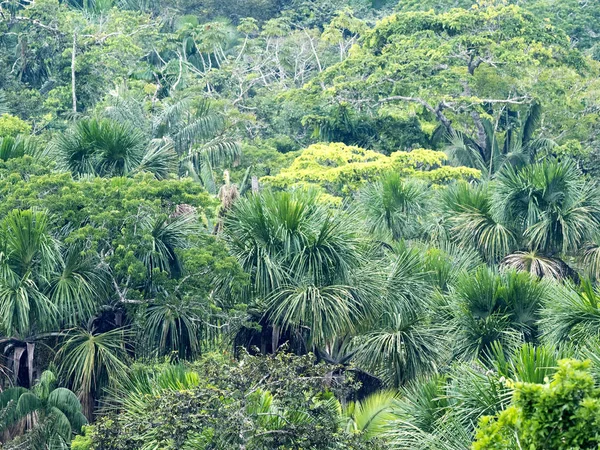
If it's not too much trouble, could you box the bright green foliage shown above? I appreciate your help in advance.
[71,426,93,450]
[342,390,398,439]
[261,142,479,195]
[0,114,31,138]
[293,4,600,152]
[397,0,600,52]
[473,359,600,450]
[1,0,600,447]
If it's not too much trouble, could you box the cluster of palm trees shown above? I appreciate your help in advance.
[2,97,600,447]
[215,155,600,446]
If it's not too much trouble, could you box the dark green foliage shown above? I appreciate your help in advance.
[1,0,600,448]
[90,352,385,450]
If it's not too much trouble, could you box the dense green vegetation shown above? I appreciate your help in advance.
[1,0,600,448]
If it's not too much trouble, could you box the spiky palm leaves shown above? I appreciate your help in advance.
[54,119,145,177]
[0,209,60,337]
[342,390,398,439]
[384,366,506,450]
[56,328,129,419]
[443,160,600,277]
[450,267,549,359]
[0,135,42,161]
[156,99,240,193]
[0,370,87,448]
[0,210,106,337]
[104,363,200,417]
[495,159,600,256]
[103,94,240,191]
[441,182,517,263]
[540,280,600,348]
[445,102,555,177]
[140,301,203,360]
[353,248,443,387]
[53,118,180,179]
[224,189,377,347]
[358,173,431,241]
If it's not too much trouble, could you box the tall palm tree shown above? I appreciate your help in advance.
[0,370,87,448]
[446,102,556,177]
[0,209,60,338]
[132,210,200,290]
[358,173,431,241]
[224,189,378,348]
[56,328,129,419]
[154,98,241,193]
[0,210,108,388]
[494,159,600,256]
[353,247,442,387]
[52,118,177,178]
[451,267,549,359]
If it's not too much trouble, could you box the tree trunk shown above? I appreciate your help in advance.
[71,32,77,113]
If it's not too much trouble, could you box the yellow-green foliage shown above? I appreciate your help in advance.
[0,114,31,137]
[473,359,600,450]
[71,426,93,450]
[261,142,480,195]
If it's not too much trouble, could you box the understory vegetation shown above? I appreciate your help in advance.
[1,0,600,448]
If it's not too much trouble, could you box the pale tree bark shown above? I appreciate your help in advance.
[71,32,77,113]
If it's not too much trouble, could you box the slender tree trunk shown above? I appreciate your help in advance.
[71,32,77,114]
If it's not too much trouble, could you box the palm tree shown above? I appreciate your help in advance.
[154,98,240,192]
[341,390,398,439]
[53,118,177,178]
[445,102,556,177]
[540,279,600,348]
[104,93,240,192]
[0,209,60,387]
[49,244,108,327]
[500,250,574,280]
[451,267,549,359]
[0,210,108,388]
[224,189,377,348]
[441,181,517,263]
[0,370,87,448]
[0,135,43,161]
[488,342,568,384]
[354,311,443,388]
[104,363,200,417]
[353,247,443,387]
[494,159,600,256]
[140,300,203,360]
[132,210,200,290]
[56,328,129,419]
[358,173,431,241]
